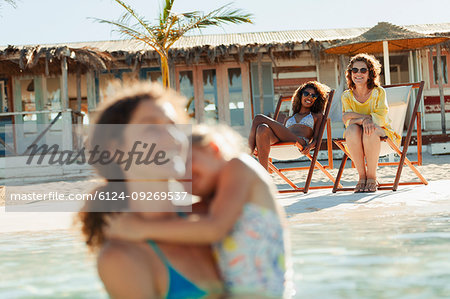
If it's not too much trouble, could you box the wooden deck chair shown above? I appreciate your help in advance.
[255,90,341,193]
[332,81,428,192]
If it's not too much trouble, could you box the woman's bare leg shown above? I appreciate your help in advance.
[255,124,280,170]
[362,127,385,191]
[345,124,367,181]
[249,114,268,154]
[249,114,303,153]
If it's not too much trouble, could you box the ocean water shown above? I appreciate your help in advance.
[0,231,107,298]
[290,215,450,298]
[0,215,449,298]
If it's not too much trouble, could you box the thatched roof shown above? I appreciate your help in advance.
[1,22,449,76]
[0,46,113,76]
[325,22,449,55]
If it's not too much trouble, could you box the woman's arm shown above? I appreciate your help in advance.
[301,113,323,155]
[342,111,371,126]
[343,112,377,135]
[341,91,372,127]
[105,159,252,244]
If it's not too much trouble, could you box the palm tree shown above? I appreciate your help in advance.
[95,0,253,88]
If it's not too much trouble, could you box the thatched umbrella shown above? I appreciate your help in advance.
[324,22,449,84]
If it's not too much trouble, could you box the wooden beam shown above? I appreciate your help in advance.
[273,77,317,87]
[436,44,446,134]
[272,66,316,73]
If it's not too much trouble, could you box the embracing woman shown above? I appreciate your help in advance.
[78,82,224,299]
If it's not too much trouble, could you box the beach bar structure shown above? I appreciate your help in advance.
[1,22,449,181]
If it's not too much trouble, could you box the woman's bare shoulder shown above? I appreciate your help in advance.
[312,112,324,122]
[225,155,255,175]
[97,240,156,298]
[224,155,270,182]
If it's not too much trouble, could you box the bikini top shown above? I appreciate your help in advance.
[147,240,208,299]
[285,112,315,129]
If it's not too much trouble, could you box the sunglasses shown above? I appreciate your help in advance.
[302,91,318,99]
[351,67,368,74]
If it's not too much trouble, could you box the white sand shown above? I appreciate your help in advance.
[0,153,449,233]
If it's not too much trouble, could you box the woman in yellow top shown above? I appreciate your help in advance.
[341,53,401,192]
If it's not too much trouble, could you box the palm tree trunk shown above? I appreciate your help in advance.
[161,55,170,88]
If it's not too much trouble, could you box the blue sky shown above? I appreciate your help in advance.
[1,0,449,46]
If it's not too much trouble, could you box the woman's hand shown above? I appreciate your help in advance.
[362,117,376,135]
[301,142,315,155]
[103,213,146,241]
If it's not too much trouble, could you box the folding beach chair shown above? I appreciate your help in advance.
[255,90,340,193]
[332,81,428,192]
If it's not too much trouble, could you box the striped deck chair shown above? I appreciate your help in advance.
[332,81,428,192]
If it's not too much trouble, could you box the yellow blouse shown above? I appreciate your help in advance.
[341,86,401,146]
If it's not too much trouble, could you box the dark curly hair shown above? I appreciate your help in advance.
[345,53,382,90]
[291,81,330,115]
[78,82,187,249]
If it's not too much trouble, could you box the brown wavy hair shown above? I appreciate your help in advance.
[345,53,382,90]
[291,81,330,115]
[77,81,187,249]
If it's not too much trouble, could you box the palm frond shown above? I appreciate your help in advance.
[160,0,175,24]
[0,0,16,9]
[92,18,163,54]
[177,3,253,36]
[110,0,158,41]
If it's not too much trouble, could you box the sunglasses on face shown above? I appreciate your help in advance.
[351,67,368,74]
[302,91,318,99]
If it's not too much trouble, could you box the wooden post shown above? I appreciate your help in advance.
[336,55,347,117]
[383,41,391,85]
[436,44,446,134]
[241,62,252,133]
[12,78,22,125]
[76,69,82,113]
[34,75,47,125]
[219,65,229,124]
[86,71,97,112]
[60,56,72,150]
[61,56,69,109]
[12,78,23,152]
[169,60,176,89]
[257,52,264,115]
